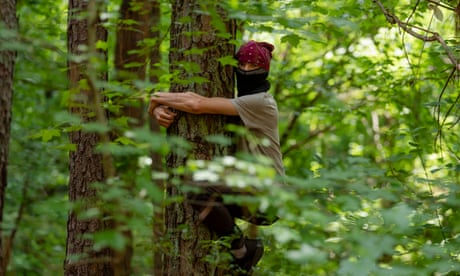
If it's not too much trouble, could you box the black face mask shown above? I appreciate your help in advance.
[235,67,271,97]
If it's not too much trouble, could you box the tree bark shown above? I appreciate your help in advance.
[113,0,162,274]
[115,0,157,126]
[0,0,17,274]
[65,1,115,275]
[163,1,237,275]
[147,7,165,275]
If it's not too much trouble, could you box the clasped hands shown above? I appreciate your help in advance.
[148,93,177,128]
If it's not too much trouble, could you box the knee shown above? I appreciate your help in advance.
[252,214,279,226]
[186,188,222,211]
[187,194,211,214]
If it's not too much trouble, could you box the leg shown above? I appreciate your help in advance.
[231,205,279,226]
[187,184,269,274]
[187,188,245,250]
[224,194,279,226]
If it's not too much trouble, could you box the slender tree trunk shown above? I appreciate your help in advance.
[149,31,164,276]
[115,0,152,126]
[65,1,116,274]
[163,1,236,275]
[113,0,162,273]
[0,0,17,274]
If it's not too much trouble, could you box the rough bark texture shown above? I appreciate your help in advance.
[163,1,237,275]
[65,1,114,275]
[0,0,17,274]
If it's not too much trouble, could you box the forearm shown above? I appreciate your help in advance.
[150,92,238,116]
[151,92,202,114]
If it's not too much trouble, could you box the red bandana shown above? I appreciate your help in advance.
[236,40,274,71]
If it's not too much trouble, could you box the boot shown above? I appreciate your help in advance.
[233,238,264,275]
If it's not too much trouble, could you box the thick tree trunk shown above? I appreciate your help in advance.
[163,1,236,275]
[0,0,17,274]
[65,1,115,275]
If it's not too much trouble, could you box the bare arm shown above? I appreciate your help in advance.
[149,92,238,116]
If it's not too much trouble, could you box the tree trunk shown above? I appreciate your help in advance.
[65,1,115,275]
[115,0,155,126]
[148,25,164,276]
[0,0,17,274]
[113,0,162,274]
[163,1,236,275]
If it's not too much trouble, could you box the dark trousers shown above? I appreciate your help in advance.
[187,183,278,249]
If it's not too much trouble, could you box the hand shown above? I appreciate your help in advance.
[150,105,177,128]
[148,97,160,116]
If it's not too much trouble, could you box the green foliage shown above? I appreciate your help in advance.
[5,0,460,275]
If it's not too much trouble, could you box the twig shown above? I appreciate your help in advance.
[434,68,457,151]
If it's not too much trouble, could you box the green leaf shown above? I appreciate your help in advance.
[32,128,61,142]
[115,136,136,146]
[92,230,127,251]
[381,203,413,232]
[96,40,108,51]
[81,122,110,133]
[281,34,301,47]
[205,135,232,146]
[217,55,238,66]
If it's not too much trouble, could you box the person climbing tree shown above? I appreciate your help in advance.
[148,40,284,274]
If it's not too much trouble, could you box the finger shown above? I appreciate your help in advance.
[164,109,177,116]
[161,113,174,120]
[160,115,172,122]
[160,115,174,126]
[160,121,171,128]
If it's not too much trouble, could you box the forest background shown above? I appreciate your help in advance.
[1,0,460,275]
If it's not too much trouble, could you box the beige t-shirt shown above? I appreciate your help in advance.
[231,92,285,175]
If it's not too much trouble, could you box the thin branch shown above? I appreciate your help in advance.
[443,89,460,130]
[279,91,322,144]
[280,112,300,144]
[373,0,460,72]
[282,125,336,156]
[434,68,457,151]
[426,0,456,11]
[2,176,29,271]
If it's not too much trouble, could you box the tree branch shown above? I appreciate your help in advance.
[373,0,460,72]
[426,0,455,11]
[2,173,29,271]
[282,125,336,156]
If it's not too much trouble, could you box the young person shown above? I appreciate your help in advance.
[148,40,284,274]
